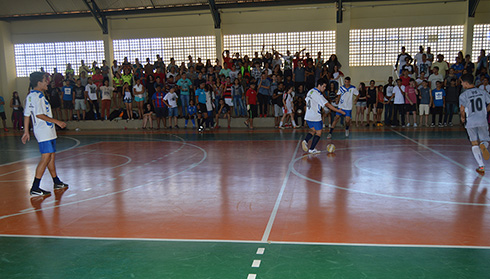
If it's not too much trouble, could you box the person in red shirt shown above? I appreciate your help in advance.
[400,69,411,87]
[244,82,258,129]
[222,50,234,70]
[375,85,384,126]
[52,68,64,88]
[404,79,419,127]
[92,68,104,88]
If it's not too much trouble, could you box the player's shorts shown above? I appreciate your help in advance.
[284,104,293,114]
[248,104,258,119]
[376,103,384,109]
[63,100,74,110]
[274,104,283,117]
[306,120,323,131]
[39,139,56,154]
[356,101,367,107]
[74,99,86,110]
[134,94,144,102]
[367,101,376,108]
[197,103,207,114]
[419,104,430,115]
[155,106,168,118]
[336,109,351,118]
[224,98,233,107]
[466,126,490,142]
[168,107,178,117]
[0,111,5,120]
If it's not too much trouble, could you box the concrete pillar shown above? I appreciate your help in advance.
[463,8,475,57]
[103,20,114,85]
[215,28,223,64]
[0,21,17,126]
[335,5,351,77]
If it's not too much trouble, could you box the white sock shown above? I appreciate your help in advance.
[472,146,484,167]
[292,119,297,126]
[279,121,283,126]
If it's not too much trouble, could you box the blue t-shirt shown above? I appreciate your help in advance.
[196,88,207,104]
[177,78,192,95]
[451,63,464,78]
[0,96,5,113]
[61,86,73,101]
[432,88,445,107]
[258,78,270,96]
[187,105,197,116]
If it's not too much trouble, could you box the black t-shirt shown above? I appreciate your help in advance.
[218,104,230,114]
[74,86,85,99]
[367,87,377,103]
[47,87,61,103]
[272,89,284,106]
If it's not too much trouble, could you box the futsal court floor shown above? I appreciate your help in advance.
[1,125,489,278]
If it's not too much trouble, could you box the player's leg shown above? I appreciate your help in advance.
[227,113,231,128]
[328,114,341,139]
[302,122,316,152]
[478,126,490,160]
[345,115,352,137]
[46,152,68,189]
[308,128,323,154]
[468,128,485,173]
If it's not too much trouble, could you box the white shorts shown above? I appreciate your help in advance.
[284,103,293,114]
[74,99,86,110]
[466,126,490,142]
[419,104,430,115]
[225,98,233,107]
[274,104,284,117]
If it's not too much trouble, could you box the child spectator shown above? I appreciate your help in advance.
[122,82,133,120]
[418,80,431,127]
[177,73,192,117]
[215,98,231,129]
[205,84,216,129]
[61,80,74,121]
[244,83,258,129]
[133,78,145,120]
[152,84,168,129]
[404,79,418,127]
[142,102,154,129]
[431,81,446,127]
[375,85,384,126]
[195,82,208,132]
[444,78,460,126]
[185,99,197,129]
[164,87,179,129]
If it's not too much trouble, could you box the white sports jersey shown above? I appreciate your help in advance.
[337,85,359,110]
[305,88,328,122]
[24,90,57,143]
[283,92,294,113]
[460,87,490,128]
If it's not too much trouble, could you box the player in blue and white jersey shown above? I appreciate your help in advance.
[302,78,345,154]
[22,72,68,196]
[328,77,359,139]
[459,73,490,174]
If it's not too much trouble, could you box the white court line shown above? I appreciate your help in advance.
[0,234,489,250]
[261,140,301,242]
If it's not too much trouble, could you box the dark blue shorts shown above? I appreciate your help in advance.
[39,139,56,154]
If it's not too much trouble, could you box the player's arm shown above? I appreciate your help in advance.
[36,114,66,129]
[325,102,345,115]
[460,105,465,124]
[21,116,31,144]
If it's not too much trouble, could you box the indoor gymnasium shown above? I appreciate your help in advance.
[1,0,490,278]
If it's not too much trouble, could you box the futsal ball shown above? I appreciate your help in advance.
[326,144,336,153]
[297,109,303,114]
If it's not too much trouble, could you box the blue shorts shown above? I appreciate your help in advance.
[306,120,323,131]
[39,139,56,154]
[336,109,352,118]
[168,107,178,117]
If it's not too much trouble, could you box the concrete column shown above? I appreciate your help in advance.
[103,19,114,85]
[215,28,223,63]
[335,5,351,77]
[0,21,17,126]
[463,9,475,57]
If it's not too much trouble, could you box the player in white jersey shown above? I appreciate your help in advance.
[22,72,68,196]
[328,77,359,139]
[459,73,490,174]
[302,78,345,154]
[279,86,298,129]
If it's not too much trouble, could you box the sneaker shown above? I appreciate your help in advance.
[54,181,69,190]
[480,143,490,160]
[3,128,8,132]
[302,140,309,152]
[175,125,179,129]
[430,123,435,127]
[345,130,349,138]
[406,123,411,127]
[402,125,405,128]
[476,166,485,175]
[279,126,285,129]
[30,188,51,196]
[444,123,447,127]
[438,123,443,128]
[308,149,321,154]
[449,122,453,127]
[327,133,332,139]
[244,121,249,128]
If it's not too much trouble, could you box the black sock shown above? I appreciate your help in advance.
[329,128,334,134]
[53,176,61,184]
[32,178,41,190]
[310,135,321,150]
[346,125,349,130]
[198,118,202,127]
[305,133,313,142]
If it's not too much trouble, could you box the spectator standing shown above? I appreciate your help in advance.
[177,73,193,117]
[293,61,306,92]
[132,78,145,120]
[418,80,431,127]
[428,66,444,91]
[432,54,449,78]
[46,81,62,121]
[444,78,460,126]
[152,84,168,129]
[164,87,179,129]
[100,80,114,121]
[404,79,418,127]
[366,80,377,127]
[113,72,123,109]
[232,78,245,117]
[431,81,446,127]
[0,94,7,132]
[10,91,23,130]
[61,80,74,121]
[383,77,395,126]
[257,73,271,117]
[73,79,86,121]
[392,79,406,127]
[101,60,110,82]
[244,83,258,129]
[85,77,100,120]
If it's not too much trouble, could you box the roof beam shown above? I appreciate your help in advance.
[208,0,221,29]
[82,0,108,34]
[336,0,343,23]
[468,0,480,17]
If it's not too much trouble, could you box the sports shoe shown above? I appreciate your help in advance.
[430,123,435,127]
[444,123,447,127]
[438,123,443,128]
[345,130,349,138]
[327,133,332,139]
[480,143,490,160]
[175,125,179,129]
[30,188,51,196]
[449,122,453,127]
[3,128,8,132]
[302,140,308,152]
[413,123,418,128]
[476,166,485,174]
[308,149,321,154]
[54,181,69,190]
[406,123,411,127]
[279,125,285,129]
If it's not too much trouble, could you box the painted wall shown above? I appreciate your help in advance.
[1,0,490,125]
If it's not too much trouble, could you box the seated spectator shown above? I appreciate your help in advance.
[215,98,231,129]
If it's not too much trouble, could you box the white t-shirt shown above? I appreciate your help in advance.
[414,52,425,66]
[100,86,114,100]
[164,92,178,108]
[85,84,98,100]
[428,74,444,90]
[337,85,359,110]
[305,88,328,122]
[393,85,406,104]
[205,91,215,111]
[24,90,57,143]
[133,84,144,96]
[479,84,490,93]
[384,85,394,102]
